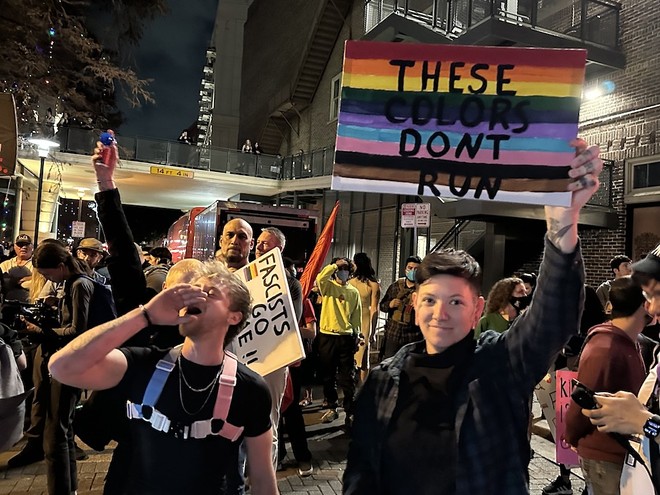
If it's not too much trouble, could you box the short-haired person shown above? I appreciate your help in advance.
[220,218,253,272]
[379,255,423,360]
[343,140,603,494]
[596,255,632,311]
[580,243,660,488]
[47,261,277,495]
[0,234,34,303]
[565,276,649,494]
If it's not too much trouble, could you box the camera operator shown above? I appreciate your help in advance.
[11,241,96,495]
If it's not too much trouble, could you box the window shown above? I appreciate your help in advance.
[329,73,342,122]
[626,155,660,204]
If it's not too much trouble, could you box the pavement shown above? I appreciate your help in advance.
[0,399,586,495]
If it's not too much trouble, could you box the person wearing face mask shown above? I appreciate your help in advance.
[315,257,362,426]
[379,256,422,361]
[475,277,528,340]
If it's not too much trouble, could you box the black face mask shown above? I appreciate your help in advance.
[510,295,531,315]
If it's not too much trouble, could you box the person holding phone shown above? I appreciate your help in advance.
[565,276,651,494]
[579,243,660,490]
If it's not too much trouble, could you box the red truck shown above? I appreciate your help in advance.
[166,201,318,264]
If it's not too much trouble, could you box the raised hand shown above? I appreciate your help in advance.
[91,129,118,189]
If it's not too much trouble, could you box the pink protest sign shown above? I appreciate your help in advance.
[555,370,579,467]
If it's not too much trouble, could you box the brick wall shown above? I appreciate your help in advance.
[576,0,660,286]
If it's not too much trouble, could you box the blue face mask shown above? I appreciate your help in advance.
[405,269,416,282]
[337,270,350,283]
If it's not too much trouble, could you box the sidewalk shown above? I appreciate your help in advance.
[0,401,584,494]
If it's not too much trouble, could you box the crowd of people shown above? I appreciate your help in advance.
[2,134,660,495]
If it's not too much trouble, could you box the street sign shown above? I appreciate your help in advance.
[72,221,85,238]
[415,203,431,228]
[401,203,430,228]
[150,166,194,179]
[400,203,417,228]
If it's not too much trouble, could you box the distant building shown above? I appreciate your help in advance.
[208,0,660,291]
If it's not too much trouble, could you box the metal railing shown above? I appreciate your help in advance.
[364,0,621,49]
[26,127,336,180]
[20,127,614,208]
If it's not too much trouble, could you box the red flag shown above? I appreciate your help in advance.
[300,201,340,299]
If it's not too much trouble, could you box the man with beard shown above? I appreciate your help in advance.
[219,219,253,272]
[48,262,277,495]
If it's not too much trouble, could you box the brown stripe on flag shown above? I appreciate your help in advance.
[333,163,571,193]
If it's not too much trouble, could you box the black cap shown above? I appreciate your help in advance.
[632,244,660,279]
[15,234,32,246]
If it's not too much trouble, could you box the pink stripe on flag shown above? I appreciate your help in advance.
[335,136,572,166]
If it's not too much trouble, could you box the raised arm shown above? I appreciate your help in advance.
[48,284,207,390]
[544,139,602,254]
[92,132,149,317]
[505,139,602,390]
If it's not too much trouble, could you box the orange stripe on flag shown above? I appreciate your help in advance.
[300,201,340,299]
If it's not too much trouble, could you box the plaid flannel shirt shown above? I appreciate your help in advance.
[344,237,585,495]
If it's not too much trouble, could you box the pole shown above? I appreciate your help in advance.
[33,156,45,244]
[77,197,83,221]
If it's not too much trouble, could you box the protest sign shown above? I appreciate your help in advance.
[233,248,305,376]
[333,41,587,206]
[555,369,579,466]
[535,372,557,442]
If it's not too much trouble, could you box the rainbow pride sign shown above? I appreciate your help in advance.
[332,41,587,206]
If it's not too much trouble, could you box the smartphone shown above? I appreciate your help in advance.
[571,379,600,409]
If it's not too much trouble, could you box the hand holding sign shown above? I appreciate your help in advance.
[544,139,602,253]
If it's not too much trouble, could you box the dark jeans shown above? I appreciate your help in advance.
[318,333,356,415]
[279,366,311,463]
[25,345,46,445]
[32,346,79,495]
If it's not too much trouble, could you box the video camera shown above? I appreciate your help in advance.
[1,300,61,343]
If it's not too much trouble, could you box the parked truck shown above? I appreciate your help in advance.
[167,201,318,264]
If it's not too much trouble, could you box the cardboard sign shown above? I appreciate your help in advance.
[555,369,579,467]
[333,41,587,207]
[535,372,557,442]
[233,248,305,376]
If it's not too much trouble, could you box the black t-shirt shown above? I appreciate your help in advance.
[117,346,272,495]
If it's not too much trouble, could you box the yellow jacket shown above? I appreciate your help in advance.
[316,263,362,336]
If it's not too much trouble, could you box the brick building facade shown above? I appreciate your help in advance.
[218,0,660,290]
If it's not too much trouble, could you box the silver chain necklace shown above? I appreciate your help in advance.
[177,355,222,416]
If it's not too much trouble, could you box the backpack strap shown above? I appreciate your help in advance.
[189,350,244,442]
[127,346,244,442]
[126,345,181,433]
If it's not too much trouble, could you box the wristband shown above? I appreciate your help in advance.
[139,305,153,327]
[643,414,660,439]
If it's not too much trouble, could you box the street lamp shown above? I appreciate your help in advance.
[27,136,59,244]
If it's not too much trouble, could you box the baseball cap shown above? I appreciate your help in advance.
[76,238,105,253]
[15,234,32,246]
[631,243,660,279]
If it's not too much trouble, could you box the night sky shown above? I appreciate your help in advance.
[117,0,219,141]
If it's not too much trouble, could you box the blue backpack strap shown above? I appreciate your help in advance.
[143,345,182,407]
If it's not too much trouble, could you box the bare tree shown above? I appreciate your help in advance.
[0,0,167,132]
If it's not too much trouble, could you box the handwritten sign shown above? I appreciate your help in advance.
[150,166,194,179]
[535,372,557,442]
[332,41,587,207]
[555,370,579,466]
[233,248,305,376]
